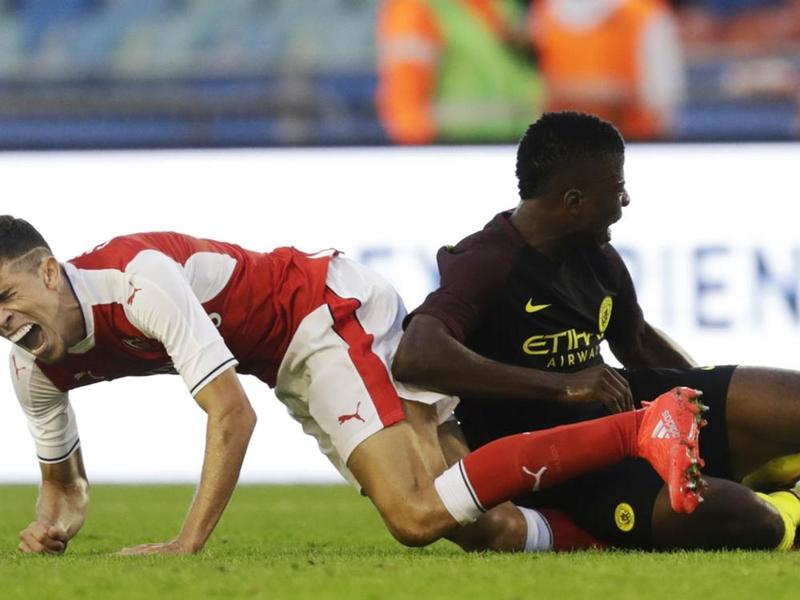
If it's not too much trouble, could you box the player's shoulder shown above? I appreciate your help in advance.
[598,243,627,267]
[70,232,197,270]
[64,235,203,311]
[584,243,632,283]
[438,211,523,264]
[70,231,240,280]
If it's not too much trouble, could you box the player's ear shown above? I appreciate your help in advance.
[41,256,60,290]
[563,189,584,214]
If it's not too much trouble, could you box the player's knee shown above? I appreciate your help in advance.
[724,495,786,549]
[383,502,445,547]
[454,506,525,552]
[746,502,786,549]
[385,516,441,547]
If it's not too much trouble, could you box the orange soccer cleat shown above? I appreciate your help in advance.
[638,387,709,513]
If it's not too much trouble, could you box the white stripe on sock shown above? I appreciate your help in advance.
[434,461,483,525]
[518,506,553,552]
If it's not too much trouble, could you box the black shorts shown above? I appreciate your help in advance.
[520,365,738,549]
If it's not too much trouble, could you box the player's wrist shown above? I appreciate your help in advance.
[533,371,569,403]
[175,532,205,554]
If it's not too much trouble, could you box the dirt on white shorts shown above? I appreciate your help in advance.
[274,256,459,487]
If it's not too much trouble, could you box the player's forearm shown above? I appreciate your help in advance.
[613,323,697,369]
[394,317,564,401]
[398,347,563,400]
[177,405,256,553]
[36,478,89,539]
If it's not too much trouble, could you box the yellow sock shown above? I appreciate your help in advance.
[743,454,800,490]
[756,491,799,550]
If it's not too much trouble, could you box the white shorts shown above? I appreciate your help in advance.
[274,256,459,487]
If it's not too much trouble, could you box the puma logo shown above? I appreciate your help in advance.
[74,370,104,382]
[127,283,143,305]
[338,402,366,425]
[11,355,26,380]
[522,465,548,492]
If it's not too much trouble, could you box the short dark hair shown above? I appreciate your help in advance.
[0,216,52,268]
[516,112,625,199]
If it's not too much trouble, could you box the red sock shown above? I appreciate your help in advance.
[462,409,644,510]
[538,509,604,551]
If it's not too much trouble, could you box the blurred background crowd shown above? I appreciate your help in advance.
[0,0,797,148]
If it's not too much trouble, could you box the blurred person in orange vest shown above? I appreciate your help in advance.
[377,0,544,144]
[529,0,686,139]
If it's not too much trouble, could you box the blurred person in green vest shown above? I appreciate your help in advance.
[376,0,543,144]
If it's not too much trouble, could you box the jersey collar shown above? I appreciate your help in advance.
[62,262,96,354]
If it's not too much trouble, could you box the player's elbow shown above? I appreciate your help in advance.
[240,404,258,436]
[222,402,258,440]
[393,327,438,386]
[394,315,456,387]
[391,340,421,384]
[392,344,441,388]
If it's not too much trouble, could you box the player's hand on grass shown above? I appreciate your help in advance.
[117,539,195,556]
[18,521,69,554]
[557,365,633,413]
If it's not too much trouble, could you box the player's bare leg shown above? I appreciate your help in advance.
[348,400,527,550]
[436,419,598,551]
[347,388,706,547]
[644,368,800,550]
[650,476,787,550]
[347,418,457,546]
[401,402,528,551]
[724,367,800,480]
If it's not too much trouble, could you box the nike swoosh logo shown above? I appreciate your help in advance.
[525,299,551,314]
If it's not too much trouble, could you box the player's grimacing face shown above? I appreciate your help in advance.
[0,256,70,363]
[581,154,629,245]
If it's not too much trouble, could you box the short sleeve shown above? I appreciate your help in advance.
[10,347,80,464]
[407,241,513,342]
[123,250,238,396]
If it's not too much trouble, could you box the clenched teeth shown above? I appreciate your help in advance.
[9,323,33,343]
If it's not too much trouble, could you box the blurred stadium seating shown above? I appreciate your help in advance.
[0,0,796,148]
[676,0,800,139]
[0,0,387,148]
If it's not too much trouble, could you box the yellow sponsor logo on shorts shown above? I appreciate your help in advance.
[614,502,635,532]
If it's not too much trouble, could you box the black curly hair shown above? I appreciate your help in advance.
[516,112,625,199]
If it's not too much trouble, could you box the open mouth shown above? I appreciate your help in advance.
[10,323,45,354]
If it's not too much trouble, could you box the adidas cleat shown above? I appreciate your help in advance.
[638,387,709,514]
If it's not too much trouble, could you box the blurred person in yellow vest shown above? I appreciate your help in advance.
[376,0,543,144]
[529,0,686,139]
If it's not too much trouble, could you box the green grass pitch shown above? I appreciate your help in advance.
[1,484,798,599]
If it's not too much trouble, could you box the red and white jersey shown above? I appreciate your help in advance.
[9,232,333,463]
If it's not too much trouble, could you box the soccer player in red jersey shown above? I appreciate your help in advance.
[394,112,800,551]
[0,216,704,555]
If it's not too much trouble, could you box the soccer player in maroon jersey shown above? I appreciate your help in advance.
[394,111,800,551]
[0,215,704,556]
